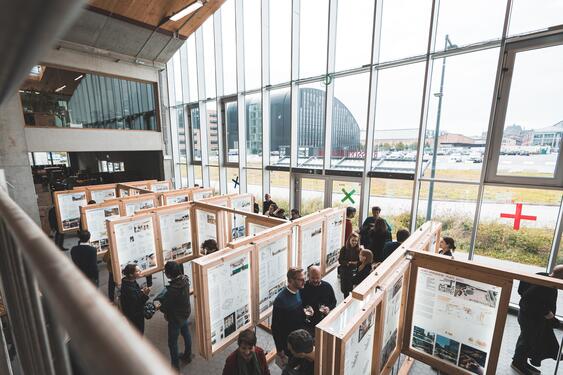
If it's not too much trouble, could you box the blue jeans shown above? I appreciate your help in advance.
[168,319,192,369]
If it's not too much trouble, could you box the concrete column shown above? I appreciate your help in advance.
[0,93,40,223]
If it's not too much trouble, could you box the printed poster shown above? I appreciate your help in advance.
[57,191,87,230]
[197,210,217,249]
[113,216,157,271]
[89,188,116,203]
[125,199,155,216]
[344,311,376,375]
[410,268,501,374]
[231,196,252,240]
[300,221,323,269]
[249,223,269,236]
[192,189,213,201]
[258,236,288,315]
[165,194,189,205]
[85,205,120,252]
[380,276,404,369]
[150,182,170,192]
[160,209,192,261]
[207,254,251,350]
[325,212,344,270]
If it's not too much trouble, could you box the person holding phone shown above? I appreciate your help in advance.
[119,264,150,334]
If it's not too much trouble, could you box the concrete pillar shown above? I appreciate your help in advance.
[0,93,40,223]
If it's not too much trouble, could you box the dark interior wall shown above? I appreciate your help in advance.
[68,151,163,182]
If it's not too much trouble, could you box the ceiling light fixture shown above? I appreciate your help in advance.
[74,74,83,81]
[55,85,66,93]
[170,0,203,22]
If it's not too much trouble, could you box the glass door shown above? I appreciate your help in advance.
[296,177,326,216]
[331,180,362,228]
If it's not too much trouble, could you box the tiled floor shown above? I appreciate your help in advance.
[62,235,563,374]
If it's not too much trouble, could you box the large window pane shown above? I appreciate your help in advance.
[227,167,239,194]
[222,0,237,95]
[434,0,506,51]
[203,18,216,98]
[423,49,499,181]
[194,165,203,186]
[269,0,291,84]
[298,82,326,167]
[247,168,263,204]
[269,171,290,212]
[331,180,361,227]
[299,0,329,79]
[378,0,432,62]
[246,93,262,168]
[334,0,374,72]
[223,99,239,163]
[243,0,261,90]
[209,166,220,193]
[186,36,199,101]
[372,63,425,174]
[509,0,563,37]
[331,73,369,170]
[206,101,219,164]
[369,178,414,235]
[173,52,183,105]
[189,105,202,162]
[269,88,291,165]
[497,45,563,178]
[176,106,187,163]
[299,178,324,215]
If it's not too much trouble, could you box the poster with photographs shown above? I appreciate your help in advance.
[197,210,217,247]
[410,268,501,374]
[325,211,344,271]
[249,223,269,236]
[207,253,251,351]
[257,236,289,317]
[300,220,323,270]
[344,311,376,375]
[165,193,190,205]
[85,205,120,252]
[380,276,404,370]
[125,199,156,216]
[56,191,87,231]
[192,189,213,201]
[159,209,192,261]
[150,181,170,192]
[113,216,158,272]
[90,188,116,203]
[231,196,252,240]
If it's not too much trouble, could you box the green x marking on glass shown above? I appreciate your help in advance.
[341,188,356,204]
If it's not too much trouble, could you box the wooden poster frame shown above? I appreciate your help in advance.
[53,189,88,233]
[192,245,255,360]
[192,204,226,253]
[190,187,215,201]
[160,188,193,206]
[321,207,346,275]
[106,213,163,284]
[83,183,118,203]
[244,215,286,238]
[401,252,512,375]
[226,193,255,242]
[295,214,326,272]
[79,200,122,255]
[148,180,172,192]
[119,193,159,216]
[252,229,293,323]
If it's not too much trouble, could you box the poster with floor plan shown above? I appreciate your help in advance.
[257,236,289,317]
[90,188,116,203]
[57,191,87,231]
[113,216,157,272]
[325,211,344,271]
[380,276,404,370]
[410,268,501,374]
[85,204,120,252]
[159,209,192,261]
[207,253,251,351]
[231,196,252,240]
[300,220,323,269]
[344,311,376,375]
[125,199,155,216]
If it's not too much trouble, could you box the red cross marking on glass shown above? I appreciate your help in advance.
[500,203,537,230]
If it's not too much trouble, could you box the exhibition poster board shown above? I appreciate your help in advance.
[149,180,172,192]
[107,214,162,284]
[191,188,214,201]
[228,194,254,241]
[297,216,325,271]
[85,184,117,203]
[161,189,191,206]
[54,189,88,232]
[80,201,121,254]
[183,261,194,294]
[253,230,292,322]
[192,245,254,359]
[322,208,346,274]
[121,194,159,216]
[154,204,195,263]
[193,206,225,253]
[403,255,512,375]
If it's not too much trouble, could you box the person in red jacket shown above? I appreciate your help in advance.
[222,329,271,375]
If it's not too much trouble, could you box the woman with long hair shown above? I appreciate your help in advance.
[439,236,456,256]
[368,217,392,263]
[338,232,361,298]
[352,249,374,287]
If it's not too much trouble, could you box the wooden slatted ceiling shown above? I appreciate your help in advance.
[88,0,226,38]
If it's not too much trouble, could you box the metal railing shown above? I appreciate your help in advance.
[0,188,175,375]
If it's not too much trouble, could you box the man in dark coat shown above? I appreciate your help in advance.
[512,265,563,375]
[382,229,410,261]
[301,266,336,334]
[70,230,98,286]
[155,261,192,369]
[263,194,274,215]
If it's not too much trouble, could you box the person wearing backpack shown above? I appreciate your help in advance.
[155,261,193,369]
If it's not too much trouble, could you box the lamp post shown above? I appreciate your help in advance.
[426,34,456,220]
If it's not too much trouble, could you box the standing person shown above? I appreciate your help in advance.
[119,264,150,334]
[222,329,271,375]
[512,265,563,374]
[290,209,301,221]
[283,330,315,375]
[368,218,392,263]
[361,206,392,233]
[155,261,193,370]
[272,268,306,366]
[263,194,274,215]
[48,204,66,251]
[267,203,279,217]
[70,230,99,286]
[382,229,410,261]
[438,236,456,256]
[352,249,374,288]
[344,207,356,242]
[301,266,336,333]
[338,232,361,298]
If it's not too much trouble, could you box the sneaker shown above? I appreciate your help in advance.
[526,362,540,374]
[511,361,531,375]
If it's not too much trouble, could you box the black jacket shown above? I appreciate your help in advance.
[301,281,337,326]
[70,244,98,284]
[367,231,392,263]
[352,263,373,287]
[518,272,557,318]
[120,279,149,324]
[157,275,191,325]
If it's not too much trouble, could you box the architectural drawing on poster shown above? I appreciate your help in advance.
[113,217,157,271]
[58,191,87,230]
[300,221,323,269]
[344,311,375,375]
[85,205,120,252]
[325,212,344,270]
[160,209,192,261]
[258,237,288,316]
[380,276,403,369]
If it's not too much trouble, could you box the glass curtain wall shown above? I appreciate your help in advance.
[162,0,563,277]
